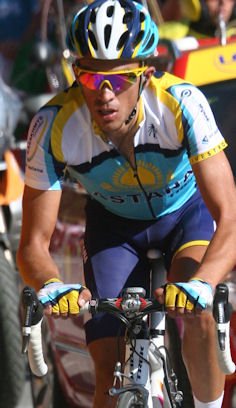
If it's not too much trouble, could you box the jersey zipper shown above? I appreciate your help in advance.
[132,153,156,219]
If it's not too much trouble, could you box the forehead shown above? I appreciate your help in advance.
[76,58,141,72]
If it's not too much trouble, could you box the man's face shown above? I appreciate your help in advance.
[73,59,147,137]
[205,0,235,24]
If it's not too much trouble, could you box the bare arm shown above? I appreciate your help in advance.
[17,186,62,291]
[192,151,236,287]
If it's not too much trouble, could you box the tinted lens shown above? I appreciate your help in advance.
[78,72,137,91]
[109,74,137,91]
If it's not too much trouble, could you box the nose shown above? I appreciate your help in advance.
[97,81,115,102]
[99,79,114,92]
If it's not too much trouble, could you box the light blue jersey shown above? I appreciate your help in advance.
[25,71,226,220]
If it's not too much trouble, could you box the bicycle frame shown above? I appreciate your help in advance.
[118,299,176,407]
[110,250,182,408]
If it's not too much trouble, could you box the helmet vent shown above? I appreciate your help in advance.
[90,9,96,23]
[107,5,114,17]
[117,31,129,50]
[105,25,112,48]
[140,12,145,23]
[88,30,98,50]
[123,11,133,24]
[133,30,144,48]
[144,34,155,50]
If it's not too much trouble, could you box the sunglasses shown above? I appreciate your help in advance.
[73,66,147,92]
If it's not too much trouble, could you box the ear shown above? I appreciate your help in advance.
[143,66,155,88]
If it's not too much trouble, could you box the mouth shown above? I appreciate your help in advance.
[97,108,118,121]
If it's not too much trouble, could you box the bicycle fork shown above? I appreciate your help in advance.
[109,312,179,408]
[109,334,151,406]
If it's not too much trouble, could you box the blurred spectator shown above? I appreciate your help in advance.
[159,0,236,40]
[0,0,41,85]
[187,0,236,37]
[158,0,182,21]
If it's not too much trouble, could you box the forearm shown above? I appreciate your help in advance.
[17,243,61,291]
[193,217,236,288]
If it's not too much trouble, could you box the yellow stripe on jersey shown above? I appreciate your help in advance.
[50,87,85,162]
[151,74,185,143]
[136,98,144,126]
[190,140,228,164]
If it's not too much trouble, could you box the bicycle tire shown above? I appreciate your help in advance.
[0,247,26,408]
[117,391,146,407]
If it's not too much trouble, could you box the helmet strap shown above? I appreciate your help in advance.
[138,74,147,98]
[124,73,145,126]
[125,106,137,125]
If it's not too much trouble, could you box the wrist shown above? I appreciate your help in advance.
[189,278,213,292]
[43,278,63,286]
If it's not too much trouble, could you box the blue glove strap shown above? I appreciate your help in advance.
[39,282,83,306]
[175,280,212,309]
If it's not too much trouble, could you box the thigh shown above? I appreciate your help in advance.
[84,243,149,342]
[84,243,149,297]
[83,208,150,343]
[165,192,214,281]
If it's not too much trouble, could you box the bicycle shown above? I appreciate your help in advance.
[21,251,235,408]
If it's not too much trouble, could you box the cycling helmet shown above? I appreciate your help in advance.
[67,0,159,60]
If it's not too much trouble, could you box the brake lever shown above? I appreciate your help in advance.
[21,286,44,353]
[213,283,233,351]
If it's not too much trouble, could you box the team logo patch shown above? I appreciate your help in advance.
[101,161,163,191]
[27,110,54,162]
[202,136,209,144]
[181,89,192,98]
[27,115,44,158]
[148,123,158,139]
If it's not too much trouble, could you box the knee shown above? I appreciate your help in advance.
[88,337,125,377]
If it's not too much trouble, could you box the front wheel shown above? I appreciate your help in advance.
[0,247,26,408]
[117,391,146,407]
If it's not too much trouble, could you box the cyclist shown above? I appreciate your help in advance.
[159,0,236,40]
[17,0,236,407]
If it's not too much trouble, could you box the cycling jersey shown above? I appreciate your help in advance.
[25,71,227,220]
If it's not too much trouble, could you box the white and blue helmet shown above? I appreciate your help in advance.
[67,0,159,60]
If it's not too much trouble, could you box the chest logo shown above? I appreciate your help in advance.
[101,161,164,191]
[148,124,158,139]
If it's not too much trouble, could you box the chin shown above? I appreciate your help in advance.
[99,119,122,132]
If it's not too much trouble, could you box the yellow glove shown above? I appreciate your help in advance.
[165,279,213,311]
[38,278,86,314]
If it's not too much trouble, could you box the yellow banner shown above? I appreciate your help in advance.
[183,42,236,85]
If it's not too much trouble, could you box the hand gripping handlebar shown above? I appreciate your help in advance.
[21,284,236,377]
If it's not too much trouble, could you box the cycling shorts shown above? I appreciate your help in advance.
[83,189,214,344]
